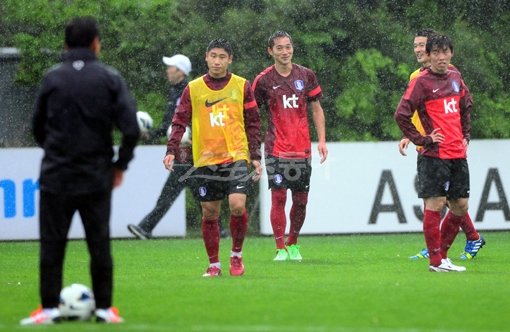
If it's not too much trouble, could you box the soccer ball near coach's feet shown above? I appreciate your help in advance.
[59,283,95,321]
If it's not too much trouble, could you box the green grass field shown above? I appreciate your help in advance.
[1,232,509,331]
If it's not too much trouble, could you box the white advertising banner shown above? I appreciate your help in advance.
[259,140,510,234]
[0,146,185,240]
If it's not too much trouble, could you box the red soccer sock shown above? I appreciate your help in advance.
[440,211,462,258]
[286,191,309,246]
[270,189,287,249]
[459,213,479,241]
[201,218,220,264]
[423,209,442,266]
[230,211,248,253]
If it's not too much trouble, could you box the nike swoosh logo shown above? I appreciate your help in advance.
[236,184,245,189]
[272,85,280,90]
[433,88,440,93]
[205,97,227,107]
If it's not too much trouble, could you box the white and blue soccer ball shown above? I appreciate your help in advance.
[136,111,153,134]
[59,283,95,321]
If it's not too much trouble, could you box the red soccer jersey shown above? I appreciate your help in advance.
[253,64,322,159]
[394,68,472,159]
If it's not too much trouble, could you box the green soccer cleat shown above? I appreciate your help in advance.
[273,248,289,261]
[409,248,429,260]
[287,244,302,261]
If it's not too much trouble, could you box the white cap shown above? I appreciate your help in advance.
[162,54,191,76]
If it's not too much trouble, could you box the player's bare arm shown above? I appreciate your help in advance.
[311,100,328,163]
[398,137,410,156]
[251,160,262,182]
[112,168,124,188]
[163,154,175,171]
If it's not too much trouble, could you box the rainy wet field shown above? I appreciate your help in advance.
[1,232,508,331]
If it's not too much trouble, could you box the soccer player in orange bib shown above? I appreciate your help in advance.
[164,39,261,277]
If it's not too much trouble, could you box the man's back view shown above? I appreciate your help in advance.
[21,16,139,325]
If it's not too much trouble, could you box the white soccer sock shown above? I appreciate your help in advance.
[230,251,242,258]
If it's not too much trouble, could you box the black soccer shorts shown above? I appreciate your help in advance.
[417,155,470,199]
[265,155,312,192]
[191,160,250,202]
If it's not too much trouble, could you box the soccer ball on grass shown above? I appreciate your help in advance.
[59,283,95,321]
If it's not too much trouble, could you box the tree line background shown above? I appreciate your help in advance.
[2,0,510,143]
[2,0,509,233]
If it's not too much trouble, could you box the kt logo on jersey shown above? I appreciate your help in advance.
[283,94,299,109]
[206,98,229,127]
[444,98,458,114]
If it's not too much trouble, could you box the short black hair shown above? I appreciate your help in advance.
[206,39,233,56]
[415,28,437,39]
[426,34,454,54]
[65,16,100,48]
[268,31,293,48]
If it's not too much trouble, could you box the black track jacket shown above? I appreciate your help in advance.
[33,48,140,194]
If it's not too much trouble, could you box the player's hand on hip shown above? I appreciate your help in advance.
[398,138,410,156]
[318,143,328,164]
[164,154,175,171]
[463,138,469,156]
[428,128,445,143]
[251,160,262,182]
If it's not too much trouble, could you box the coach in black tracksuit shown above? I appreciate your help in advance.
[29,17,139,323]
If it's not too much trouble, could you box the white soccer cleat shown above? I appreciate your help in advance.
[429,258,466,272]
[20,306,60,325]
[95,307,124,323]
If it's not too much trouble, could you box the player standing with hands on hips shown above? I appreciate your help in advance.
[21,17,139,325]
[395,35,472,272]
[164,39,262,277]
[399,29,485,261]
[253,31,328,262]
